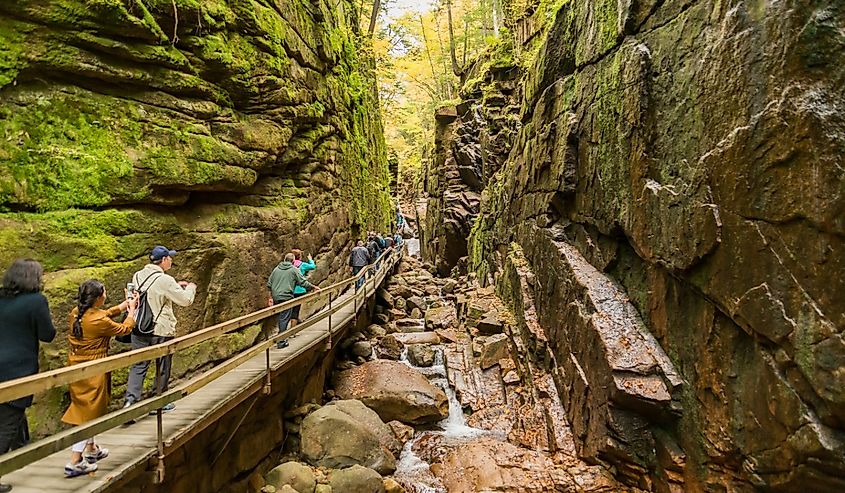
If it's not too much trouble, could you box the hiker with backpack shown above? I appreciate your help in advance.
[62,280,138,477]
[123,246,196,414]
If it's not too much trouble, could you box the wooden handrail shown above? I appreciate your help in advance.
[0,246,400,476]
[0,248,396,405]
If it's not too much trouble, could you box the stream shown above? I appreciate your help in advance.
[391,331,498,492]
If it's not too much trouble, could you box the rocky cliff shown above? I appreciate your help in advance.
[425,0,845,490]
[0,0,392,436]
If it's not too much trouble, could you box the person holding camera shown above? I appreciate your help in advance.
[123,246,196,413]
[62,280,138,477]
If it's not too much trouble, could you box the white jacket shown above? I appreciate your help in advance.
[132,264,196,337]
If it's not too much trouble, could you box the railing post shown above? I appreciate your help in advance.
[262,346,271,395]
[327,291,333,348]
[155,408,165,483]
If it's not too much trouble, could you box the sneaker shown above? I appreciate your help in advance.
[123,398,137,424]
[276,339,289,349]
[149,403,175,416]
[82,446,108,464]
[65,461,97,478]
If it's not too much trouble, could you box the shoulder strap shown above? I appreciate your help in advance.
[137,272,163,292]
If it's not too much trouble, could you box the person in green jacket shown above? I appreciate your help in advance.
[290,249,316,328]
[267,253,320,348]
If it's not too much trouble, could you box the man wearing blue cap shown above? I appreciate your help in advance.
[123,246,196,414]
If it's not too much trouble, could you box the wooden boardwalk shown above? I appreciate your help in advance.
[3,270,378,492]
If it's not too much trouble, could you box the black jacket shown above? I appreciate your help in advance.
[0,293,56,408]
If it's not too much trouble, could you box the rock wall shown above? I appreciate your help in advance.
[466,0,845,491]
[0,0,392,436]
[420,59,520,276]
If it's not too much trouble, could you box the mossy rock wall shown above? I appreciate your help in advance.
[466,0,845,491]
[0,0,391,437]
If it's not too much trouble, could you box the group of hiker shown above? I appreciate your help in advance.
[349,231,402,290]
[0,229,404,485]
[0,246,196,482]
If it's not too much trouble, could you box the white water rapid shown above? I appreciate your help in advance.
[393,338,494,492]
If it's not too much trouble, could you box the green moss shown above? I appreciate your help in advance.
[0,21,27,88]
[0,208,173,271]
[0,91,137,210]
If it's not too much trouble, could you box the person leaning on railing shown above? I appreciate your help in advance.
[0,259,56,492]
[62,280,138,478]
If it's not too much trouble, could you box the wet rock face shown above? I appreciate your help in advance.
[0,1,392,436]
[469,0,845,490]
[421,70,521,276]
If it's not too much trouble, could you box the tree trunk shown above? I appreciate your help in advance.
[462,17,469,69]
[492,0,500,37]
[367,0,381,36]
[446,0,462,77]
[419,15,443,98]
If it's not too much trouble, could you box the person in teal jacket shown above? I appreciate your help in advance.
[291,250,316,328]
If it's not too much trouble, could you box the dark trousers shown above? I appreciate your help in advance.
[0,404,27,454]
[276,304,294,336]
[125,334,173,403]
[352,265,365,290]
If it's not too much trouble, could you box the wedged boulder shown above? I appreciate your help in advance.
[441,279,459,294]
[265,462,316,493]
[407,344,436,367]
[474,334,509,369]
[377,288,395,308]
[334,360,449,424]
[376,335,404,360]
[300,399,398,474]
[365,324,387,339]
[387,420,415,444]
[351,340,373,359]
[424,306,454,330]
[392,332,441,345]
[406,296,427,314]
[329,465,385,493]
[476,313,504,335]
[395,318,425,333]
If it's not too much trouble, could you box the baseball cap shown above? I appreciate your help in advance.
[150,245,177,261]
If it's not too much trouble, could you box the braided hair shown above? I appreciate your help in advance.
[73,280,105,338]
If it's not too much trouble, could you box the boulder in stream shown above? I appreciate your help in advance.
[265,461,316,493]
[475,333,510,369]
[424,306,454,330]
[334,360,449,425]
[407,344,436,367]
[406,296,426,313]
[300,399,398,474]
[376,334,404,360]
[329,465,385,493]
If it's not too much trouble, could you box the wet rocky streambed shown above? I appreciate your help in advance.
[250,254,640,493]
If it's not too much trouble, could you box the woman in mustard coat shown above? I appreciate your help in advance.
[62,279,137,478]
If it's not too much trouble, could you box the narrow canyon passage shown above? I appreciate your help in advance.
[0,0,842,492]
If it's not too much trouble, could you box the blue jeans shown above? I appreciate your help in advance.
[277,305,294,336]
[352,265,365,290]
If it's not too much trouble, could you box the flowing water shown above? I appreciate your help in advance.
[393,337,496,492]
[405,238,421,257]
